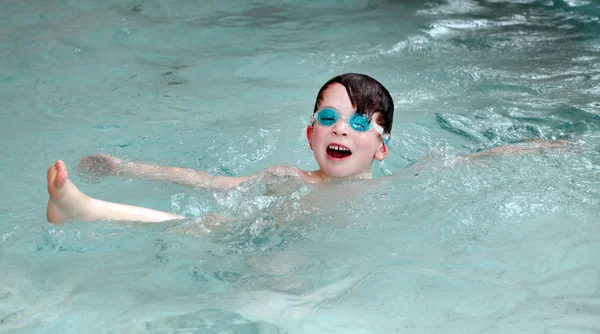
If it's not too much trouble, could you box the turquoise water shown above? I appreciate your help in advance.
[1,0,600,332]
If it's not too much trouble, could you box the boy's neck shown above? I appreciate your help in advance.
[303,169,373,184]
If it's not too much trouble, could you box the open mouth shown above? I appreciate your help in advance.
[326,144,352,159]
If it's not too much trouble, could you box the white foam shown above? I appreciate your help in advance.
[426,24,459,39]
[572,56,596,62]
[485,0,536,3]
[563,0,591,6]
[381,35,433,54]
[417,0,487,15]
[425,17,527,39]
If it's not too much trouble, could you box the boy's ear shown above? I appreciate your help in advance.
[373,140,388,161]
[306,124,314,150]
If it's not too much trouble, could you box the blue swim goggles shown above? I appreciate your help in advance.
[312,108,390,146]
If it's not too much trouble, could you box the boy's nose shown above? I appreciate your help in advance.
[331,119,349,136]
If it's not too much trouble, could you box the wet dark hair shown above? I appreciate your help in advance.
[313,73,394,135]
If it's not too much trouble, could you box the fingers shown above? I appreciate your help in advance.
[78,154,116,176]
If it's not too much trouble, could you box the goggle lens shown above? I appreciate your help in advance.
[315,108,371,132]
[348,113,370,132]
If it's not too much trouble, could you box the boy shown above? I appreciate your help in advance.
[46,73,564,224]
[47,73,393,224]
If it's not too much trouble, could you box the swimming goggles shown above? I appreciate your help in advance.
[312,108,390,146]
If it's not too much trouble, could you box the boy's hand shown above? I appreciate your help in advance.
[78,154,122,176]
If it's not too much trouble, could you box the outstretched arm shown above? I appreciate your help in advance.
[384,139,571,179]
[79,154,249,190]
[465,139,569,159]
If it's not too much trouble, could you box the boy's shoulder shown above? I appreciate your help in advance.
[255,165,324,184]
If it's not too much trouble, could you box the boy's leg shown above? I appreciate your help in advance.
[47,160,182,224]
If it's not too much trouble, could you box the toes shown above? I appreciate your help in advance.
[55,161,68,186]
[48,160,68,189]
[55,160,66,171]
[47,164,57,190]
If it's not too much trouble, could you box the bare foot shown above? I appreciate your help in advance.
[47,160,93,224]
[78,154,122,176]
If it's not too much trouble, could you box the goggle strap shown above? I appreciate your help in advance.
[371,123,390,147]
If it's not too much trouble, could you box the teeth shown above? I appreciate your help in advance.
[328,145,350,152]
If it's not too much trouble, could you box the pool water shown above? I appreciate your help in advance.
[1,0,600,332]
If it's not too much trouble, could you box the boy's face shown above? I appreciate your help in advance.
[306,83,387,179]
